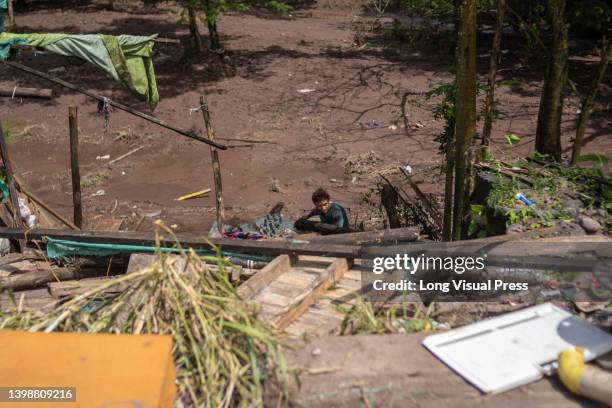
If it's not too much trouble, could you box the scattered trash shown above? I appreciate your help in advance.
[0,238,10,257]
[121,171,126,176]
[47,66,67,75]
[269,179,283,193]
[108,146,144,165]
[142,209,162,218]
[516,192,535,207]
[176,189,211,201]
[404,165,412,174]
[389,124,397,130]
[96,155,110,161]
[423,303,612,394]
[297,89,315,93]
[91,190,106,197]
[18,197,37,227]
[311,348,322,356]
[411,121,425,129]
[365,122,385,128]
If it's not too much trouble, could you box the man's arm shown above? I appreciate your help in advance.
[301,208,319,220]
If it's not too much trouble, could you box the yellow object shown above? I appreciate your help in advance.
[0,330,176,408]
[176,188,211,201]
[558,346,612,406]
[558,347,586,394]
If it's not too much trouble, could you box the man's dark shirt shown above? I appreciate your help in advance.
[306,202,349,229]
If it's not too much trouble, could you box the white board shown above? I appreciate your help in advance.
[422,303,612,394]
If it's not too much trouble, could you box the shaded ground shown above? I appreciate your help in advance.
[1,1,610,234]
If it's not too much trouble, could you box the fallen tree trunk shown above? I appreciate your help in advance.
[1,267,77,291]
[0,87,53,99]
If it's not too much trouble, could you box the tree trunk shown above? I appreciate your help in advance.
[442,120,455,241]
[380,183,401,229]
[481,0,506,148]
[535,0,568,161]
[205,12,221,50]
[452,0,477,241]
[570,37,611,164]
[187,5,203,55]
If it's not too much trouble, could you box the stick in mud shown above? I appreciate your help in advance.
[199,94,225,235]
[69,107,83,229]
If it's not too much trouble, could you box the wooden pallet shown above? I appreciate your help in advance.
[238,255,362,336]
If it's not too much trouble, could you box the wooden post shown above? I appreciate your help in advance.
[7,0,15,30]
[199,94,225,236]
[68,107,82,229]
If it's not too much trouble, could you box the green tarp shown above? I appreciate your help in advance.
[45,238,273,263]
[0,32,159,109]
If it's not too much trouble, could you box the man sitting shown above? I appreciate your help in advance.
[294,188,351,234]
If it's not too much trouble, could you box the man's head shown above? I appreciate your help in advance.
[312,188,331,215]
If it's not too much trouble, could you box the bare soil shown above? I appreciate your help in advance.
[1,0,610,234]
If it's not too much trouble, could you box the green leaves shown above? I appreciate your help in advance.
[505,132,521,146]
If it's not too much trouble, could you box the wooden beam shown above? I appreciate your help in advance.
[0,227,361,259]
[0,267,76,291]
[307,227,420,245]
[48,277,126,298]
[0,87,53,99]
[68,106,83,229]
[274,258,352,330]
[237,254,293,299]
[2,61,228,150]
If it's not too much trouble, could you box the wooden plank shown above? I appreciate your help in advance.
[94,218,124,232]
[0,288,59,312]
[237,254,292,299]
[273,258,352,330]
[48,277,126,298]
[0,228,360,259]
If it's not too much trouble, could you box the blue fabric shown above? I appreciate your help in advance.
[0,37,29,60]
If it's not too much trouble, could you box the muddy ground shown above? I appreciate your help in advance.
[1,0,610,234]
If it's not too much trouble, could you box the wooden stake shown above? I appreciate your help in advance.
[7,0,14,30]
[199,94,225,235]
[2,61,227,150]
[68,107,82,229]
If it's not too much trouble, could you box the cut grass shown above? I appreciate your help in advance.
[0,223,293,407]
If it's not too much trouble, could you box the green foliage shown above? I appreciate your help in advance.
[339,298,434,335]
[576,153,609,165]
[505,132,521,146]
[263,0,292,14]
[426,81,455,156]
[2,128,10,144]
